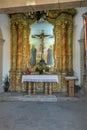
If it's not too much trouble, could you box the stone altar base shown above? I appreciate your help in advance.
[13,95,58,102]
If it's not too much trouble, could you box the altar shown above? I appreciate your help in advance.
[22,75,58,95]
[9,10,76,93]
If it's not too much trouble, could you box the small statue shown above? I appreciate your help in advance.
[47,45,54,65]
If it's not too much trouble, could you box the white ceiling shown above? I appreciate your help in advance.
[0,0,86,14]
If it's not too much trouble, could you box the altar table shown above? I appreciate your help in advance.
[22,75,58,95]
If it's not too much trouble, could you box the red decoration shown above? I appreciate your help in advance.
[26,69,31,74]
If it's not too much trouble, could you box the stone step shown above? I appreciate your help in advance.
[0,93,79,102]
[12,95,57,102]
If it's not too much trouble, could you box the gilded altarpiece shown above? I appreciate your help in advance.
[9,9,76,92]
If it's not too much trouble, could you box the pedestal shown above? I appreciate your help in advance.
[65,76,78,97]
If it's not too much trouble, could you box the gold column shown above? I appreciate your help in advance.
[16,24,23,70]
[9,23,17,91]
[61,21,67,92]
[22,20,30,91]
[22,20,29,69]
[10,23,17,70]
[54,20,62,71]
[61,22,67,72]
[16,23,23,91]
[13,25,17,70]
[67,21,73,75]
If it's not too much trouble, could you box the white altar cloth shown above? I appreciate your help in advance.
[22,75,58,83]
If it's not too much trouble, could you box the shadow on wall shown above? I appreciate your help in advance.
[74,85,81,93]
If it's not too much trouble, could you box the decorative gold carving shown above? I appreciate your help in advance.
[9,9,76,93]
[9,70,16,91]
[16,70,22,92]
[48,9,76,19]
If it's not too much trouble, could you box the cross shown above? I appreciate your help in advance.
[32,30,53,59]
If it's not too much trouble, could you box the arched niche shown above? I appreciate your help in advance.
[29,19,55,67]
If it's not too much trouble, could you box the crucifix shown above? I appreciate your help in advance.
[32,30,53,59]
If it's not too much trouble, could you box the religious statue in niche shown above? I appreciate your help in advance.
[47,45,54,65]
[32,30,53,63]
[30,44,37,66]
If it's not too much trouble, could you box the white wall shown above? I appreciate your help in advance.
[0,8,87,86]
[73,7,87,86]
[0,14,10,79]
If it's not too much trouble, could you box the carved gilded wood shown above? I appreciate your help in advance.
[9,9,76,92]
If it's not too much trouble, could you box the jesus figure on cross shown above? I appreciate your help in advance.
[32,30,53,59]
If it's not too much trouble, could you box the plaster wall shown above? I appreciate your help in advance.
[73,7,87,86]
[0,14,10,79]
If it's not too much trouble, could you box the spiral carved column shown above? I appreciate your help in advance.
[54,20,62,91]
[16,23,23,92]
[9,23,17,91]
[22,20,30,91]
[22,21,30,69]
[67,22,73,75]
[61,22,67,72]
[54,20,62,71]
